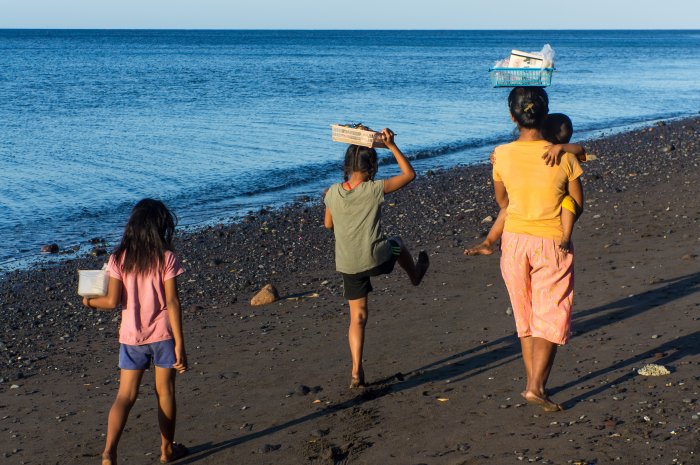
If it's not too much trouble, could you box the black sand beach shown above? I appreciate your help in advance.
[1,116,699,464]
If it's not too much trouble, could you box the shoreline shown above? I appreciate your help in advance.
[1,116,699,463]
[2,112,695,276]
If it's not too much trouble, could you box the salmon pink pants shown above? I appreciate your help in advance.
[500,231,574,345]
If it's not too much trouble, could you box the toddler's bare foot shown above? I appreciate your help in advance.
[413,251,429,285]
[558,239,571,254]
[464,242,494,256]
[101,452,116,465]
[522,390,563,412]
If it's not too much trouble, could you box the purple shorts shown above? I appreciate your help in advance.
[119,339,176,370]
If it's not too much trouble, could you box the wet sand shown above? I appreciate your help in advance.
[1,117,699,464]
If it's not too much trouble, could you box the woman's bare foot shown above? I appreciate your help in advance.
[522,390,563,412]
[413,251,429,285]
[160,443,188,463]
[464,241,495,256]
[101,452,116,465]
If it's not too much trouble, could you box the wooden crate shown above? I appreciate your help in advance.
[331,125,386,148]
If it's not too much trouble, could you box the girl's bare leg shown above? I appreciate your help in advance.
[348,297,368,386]
[394,237,429,285]
[521,337,562,411]
[103,369,145,465]
[155,367,178,462]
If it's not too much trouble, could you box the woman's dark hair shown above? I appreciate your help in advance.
[508,86,549,129]
[542,113,573,144]
[343,145,378,181]
[113,198,176,275]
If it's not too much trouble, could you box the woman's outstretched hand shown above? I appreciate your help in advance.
[464,241,495,256]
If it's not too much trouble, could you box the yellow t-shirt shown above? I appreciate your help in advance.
[493,140,583,240]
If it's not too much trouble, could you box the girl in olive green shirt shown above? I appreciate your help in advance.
[324,128,429,388]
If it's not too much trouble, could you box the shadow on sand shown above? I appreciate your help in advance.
[177,271,700,463]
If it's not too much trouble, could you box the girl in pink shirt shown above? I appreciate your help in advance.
[82,199,188,465]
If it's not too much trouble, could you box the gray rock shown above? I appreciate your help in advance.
[90,247,107,257]
[41,244,59,254]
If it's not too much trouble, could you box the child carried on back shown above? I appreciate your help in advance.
[466,113,588,255]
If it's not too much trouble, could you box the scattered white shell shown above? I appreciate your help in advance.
[637,364,671,376]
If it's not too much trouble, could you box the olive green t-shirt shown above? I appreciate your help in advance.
[324,180,393,274]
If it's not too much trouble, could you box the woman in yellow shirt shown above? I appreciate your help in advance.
[492,87,584,412]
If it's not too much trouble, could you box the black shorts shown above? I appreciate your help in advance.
[340,240,401,300]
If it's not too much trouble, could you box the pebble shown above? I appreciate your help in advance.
[505,307,513,316]
[90,247,107,257]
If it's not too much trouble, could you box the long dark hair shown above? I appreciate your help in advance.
[343,144,378,181]
[113,198,176,275]
[508,86,549,129]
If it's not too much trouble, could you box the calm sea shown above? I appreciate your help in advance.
[1,30,699,271]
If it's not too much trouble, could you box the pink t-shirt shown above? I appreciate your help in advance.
[107,250,185,345]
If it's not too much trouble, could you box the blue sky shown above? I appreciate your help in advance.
[1,0,698,29]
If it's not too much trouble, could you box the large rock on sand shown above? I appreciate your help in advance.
[250,284,280,306]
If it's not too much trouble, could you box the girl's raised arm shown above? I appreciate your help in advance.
[381,128,416,194]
